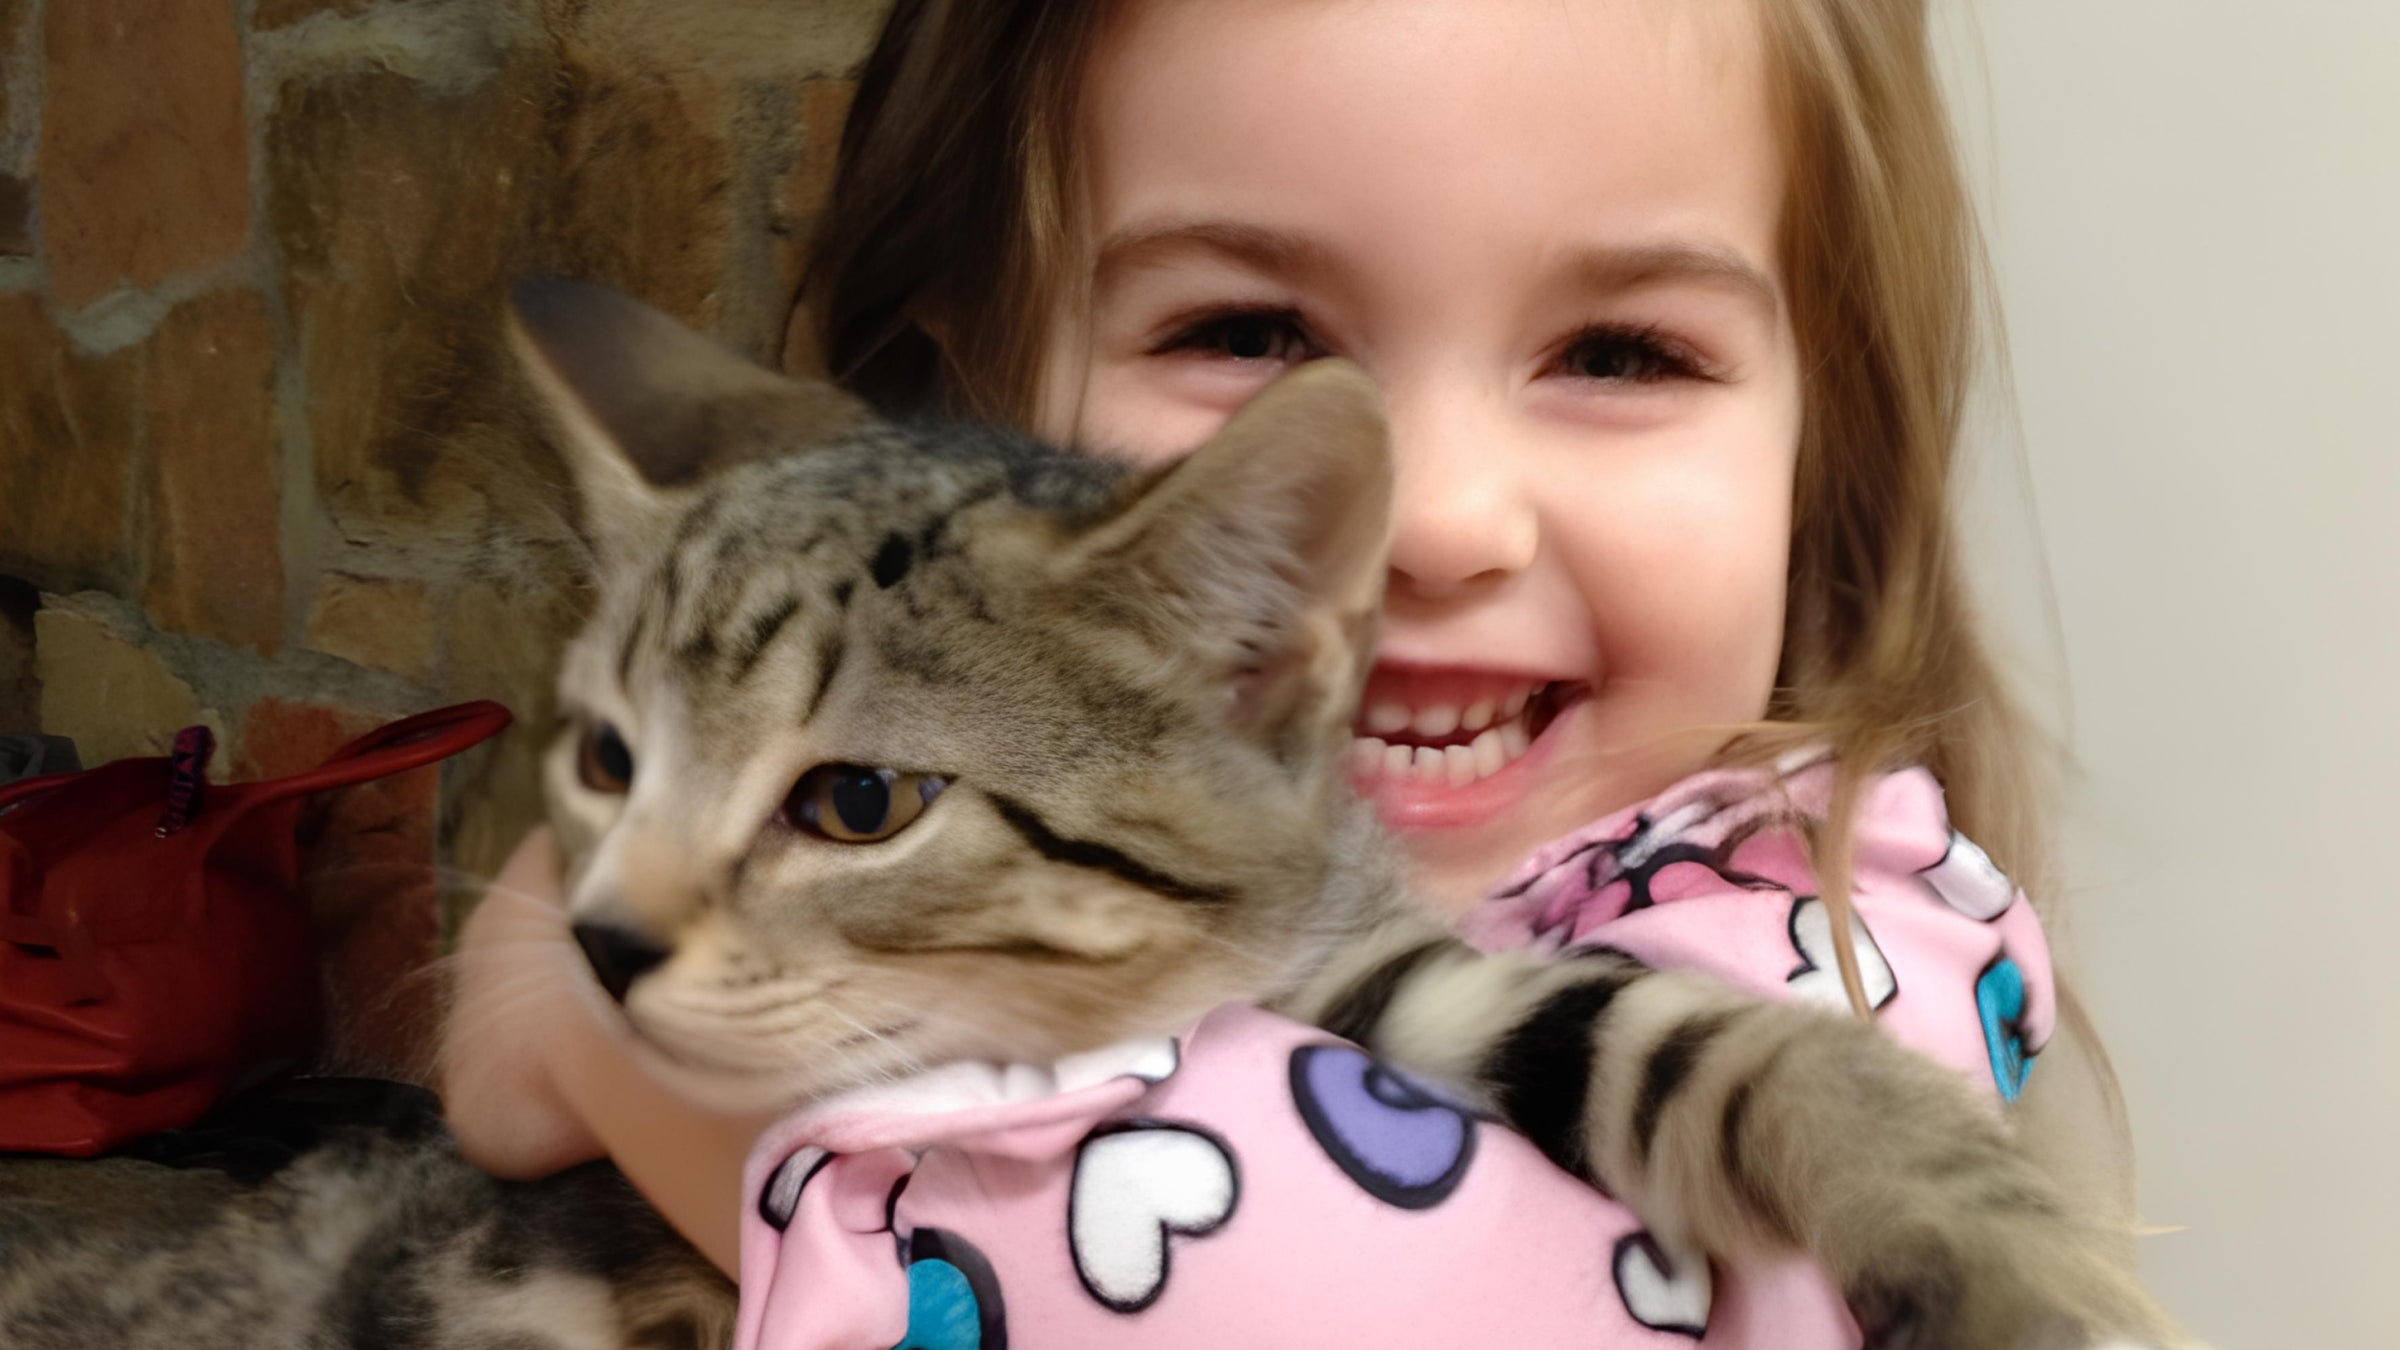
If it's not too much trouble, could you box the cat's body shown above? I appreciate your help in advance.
[518,280,2175,1350]
[0,1080,730,1350]
[0,279,2177,1350]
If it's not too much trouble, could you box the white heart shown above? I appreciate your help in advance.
[1919,830,2014,921]
[1785,895,1897,1012]
[758,1145,828,1230]
[1055,1035,1181,1093]
[1614,1230,1713,1336]
[1069,1124,1238,1312]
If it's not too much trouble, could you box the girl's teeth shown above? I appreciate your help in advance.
[1503,685,1532,718]
[1350,693,1545,788]
[1413,704,1461,738]
[1352,737,1388,775]
[1461,699,1495,733]
[1470,726,1505,778]
[1364,702,1411,736]
[1444,744,1476,786]
[1500,719,1531,757]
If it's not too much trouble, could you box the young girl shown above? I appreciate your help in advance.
[445,0,2142,1337]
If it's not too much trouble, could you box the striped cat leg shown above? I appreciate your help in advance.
[1293,933,2182,1350]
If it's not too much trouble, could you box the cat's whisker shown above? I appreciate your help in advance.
[448,878,573,918]
[812,1007,930,1084]
[669,980,833,1019]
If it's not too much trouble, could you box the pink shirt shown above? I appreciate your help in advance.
[736,762,2055,1349]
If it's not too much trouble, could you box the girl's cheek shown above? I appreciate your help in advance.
[1074,360,1244,466]
[1553,424,1793,672]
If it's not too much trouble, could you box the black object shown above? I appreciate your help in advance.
[109,1076,446,1184]
[0,735,79,787]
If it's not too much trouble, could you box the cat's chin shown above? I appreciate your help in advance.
[611,1024,849,1116]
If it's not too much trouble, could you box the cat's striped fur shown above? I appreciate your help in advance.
[0,1080,731,1350]
[518,278,2179,1350]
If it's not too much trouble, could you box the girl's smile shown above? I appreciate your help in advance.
[1348,664,1588,832]
[1043,0,1804,906]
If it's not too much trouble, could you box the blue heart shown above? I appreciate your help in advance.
[896,1261,979,1350]
[1975,956,2035,1102]
[1290,1044,1476,1209]
[893,1228,1005,1350]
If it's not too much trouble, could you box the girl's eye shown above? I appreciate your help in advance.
[1153,308,1326,365]
[782,765,947,843]
[578,722,636,794]
[1555,325,1709,385]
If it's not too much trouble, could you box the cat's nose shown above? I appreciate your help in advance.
[572,921,669,1003]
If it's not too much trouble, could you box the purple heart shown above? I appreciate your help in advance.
[1289,1044,1476,1209]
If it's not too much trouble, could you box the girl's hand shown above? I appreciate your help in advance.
[439,827,608,1179]
[439,826,774,1274]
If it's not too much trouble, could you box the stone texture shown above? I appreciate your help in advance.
[251,0,378,31]
[235,694,378,780]
[0,0,25,145]
[0,174,30,257]
[258,1,885,573]
[304,573,437,680]
[0,294,141,594]
[39,0,250,309]
[546,53,738,330]
[267,56,559,563]
[555,0,884,88]
[305,762,444,1079]
[0,575,35,733]
[773,77,855,375]
[237,695,443,1080]
[438,576,578,911]
[141,290,286,653]
[33,601,212,765]
[10,0,902,1043]
[446,577,578,709]
[782,79,855,225]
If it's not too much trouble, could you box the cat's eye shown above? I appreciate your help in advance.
[781,764,946,843]
[577,721,636,794]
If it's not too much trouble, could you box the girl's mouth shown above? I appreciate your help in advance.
[1348,666,1590,831]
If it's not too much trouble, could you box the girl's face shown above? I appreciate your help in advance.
[1039,0,1802,907]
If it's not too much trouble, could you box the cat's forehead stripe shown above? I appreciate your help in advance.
[800,628,845,725]
[605,428,1136,723]
[728,595,802,682]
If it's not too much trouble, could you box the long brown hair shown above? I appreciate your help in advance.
[804,0,2053,1014]
[807,0,1101,422]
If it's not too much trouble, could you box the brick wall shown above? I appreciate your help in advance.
[0,0,889,1076]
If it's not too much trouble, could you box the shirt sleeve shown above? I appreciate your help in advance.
[1466,764,2057,1108]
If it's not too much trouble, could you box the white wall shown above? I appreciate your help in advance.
[1940,6,2400,1345]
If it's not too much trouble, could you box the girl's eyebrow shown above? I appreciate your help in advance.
[1093,219,1778,318]
[1556,242,1783,320]
[1093,219,1342,293]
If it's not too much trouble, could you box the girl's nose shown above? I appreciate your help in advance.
[1383,402,1540,600]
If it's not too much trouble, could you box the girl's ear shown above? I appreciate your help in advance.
[506,277,867,561]
[1066,360,1394,752]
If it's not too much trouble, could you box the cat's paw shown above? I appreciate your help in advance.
[1839,1220,2181,1350]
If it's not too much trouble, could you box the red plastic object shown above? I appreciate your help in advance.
[0,701,512,1156]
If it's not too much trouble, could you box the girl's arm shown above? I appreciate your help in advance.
[439,827,775,1276]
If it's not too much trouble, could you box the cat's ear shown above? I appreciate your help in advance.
[506,276,865,559]
[1069,360,1393,751]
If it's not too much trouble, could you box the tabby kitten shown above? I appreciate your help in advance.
[517,278,2176,1350]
